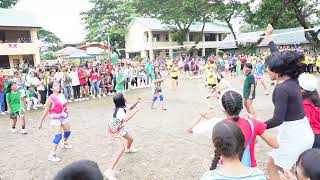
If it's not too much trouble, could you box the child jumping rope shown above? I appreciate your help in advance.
[105,93,140,180]
[6,82,28,134]
[38,81,72,162]
[151,66,167,110]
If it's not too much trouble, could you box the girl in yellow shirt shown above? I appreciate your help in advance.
[170,65,179,88]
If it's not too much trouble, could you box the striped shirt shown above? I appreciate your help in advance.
[201,169,266,180]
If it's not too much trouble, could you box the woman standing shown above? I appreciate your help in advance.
[38,81,72,162]
[89,66,100,99]
[264,24,314,179]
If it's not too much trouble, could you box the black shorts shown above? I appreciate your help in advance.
[184,65,190,71]
[172,76,178,80]
[80,83,87,88]
[208,84,216,88]
[10,110,23,120]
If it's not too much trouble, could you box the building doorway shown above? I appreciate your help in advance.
[0,55,10,68]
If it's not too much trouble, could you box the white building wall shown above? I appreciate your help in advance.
[125,21,150,53]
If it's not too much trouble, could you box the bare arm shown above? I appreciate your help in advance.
[20,97,27,110]
[260,131,279,149]
[6,96,12,113]
[249,84,255,99]
[38,100,52,129]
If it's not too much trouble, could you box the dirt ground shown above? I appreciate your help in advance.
[0,75,278,180]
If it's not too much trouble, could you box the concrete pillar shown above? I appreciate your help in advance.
[216,34,220,41]
[202,48,206,57]
[149,49,155,60]
[148,31,153,42]
[31,28,41,65]
[141,51,147,58]
[202,33,206,42]
[169,49,173,58]
[169,33,172,42]
[125,52,129,58]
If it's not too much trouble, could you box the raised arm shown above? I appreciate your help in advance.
[265,24,279,53]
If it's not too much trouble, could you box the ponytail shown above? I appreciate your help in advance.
[210,149,221,170]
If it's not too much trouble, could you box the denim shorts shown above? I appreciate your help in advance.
[50,118,69,126]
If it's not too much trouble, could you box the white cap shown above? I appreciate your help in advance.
[298,73,318,91]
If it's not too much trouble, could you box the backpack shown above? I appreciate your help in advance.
[241,118,254,167]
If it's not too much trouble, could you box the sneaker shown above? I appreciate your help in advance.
[68,100,72,103]
[85,98,89,100]
[48,152,61,162]
[62,142,73,149]
[125,148,138,153]
[82,98,86,101]
[79,99,83,102]
[265,91,269,95]
[11,128,17,133]
[92,96,96,99]
[21,129,28,134]
[97,95,101,99]
[104,169,117,180]
[32,107,38,110]
[26,107,30,111]
[0,112,6,115]
[74,99,79,102]
[103,94,107,97]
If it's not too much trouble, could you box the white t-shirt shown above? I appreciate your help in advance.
[116,108,126,120]
[69,71,80,86]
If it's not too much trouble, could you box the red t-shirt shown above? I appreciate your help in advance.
[303,99,320,134]
[0,76,5,92]
[240,57,247,63]
[227,116,267,167]
[78,71,87,85]
[89,71,99,82]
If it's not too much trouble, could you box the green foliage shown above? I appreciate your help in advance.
[132,55,143,63]
[37,28,62,52]
[243,0,300,30]
[0,0,18,8]
[217,50,224,58]
[41,51,57,60]
[81,0,140,48]
[171,31,187,45]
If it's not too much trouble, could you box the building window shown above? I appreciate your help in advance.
[219,34,224,41]
[165,34,169,41]
[205,33,216,41]
[189,34,194,41]
[153,34,160,42]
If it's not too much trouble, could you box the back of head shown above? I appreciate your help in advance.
[221,90,243,121]
[297,149,320,180]
[54,160,103,180]
[265,50,304,79]
[113,93,126,108]
[210,120,245,170]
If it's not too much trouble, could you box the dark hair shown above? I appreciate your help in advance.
[210,120,245,170]
[302,90,320,107]
[113,93,126,117]
[48,81,54,96]
[265,50,304,79]
[53,160,103,180]
[221,90,243,121]
[244,63,252,69]
[296,149,320,180]
[7,82,15,92]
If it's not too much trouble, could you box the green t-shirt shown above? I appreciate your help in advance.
[243,73,256,99]
[115,75,125,91]
[3,80,12,94]
[26,90,37,98]
[146,64,154,73]
[7,91,23,112]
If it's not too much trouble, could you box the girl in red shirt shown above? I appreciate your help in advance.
[78,66,89,100]
[89,66,100,98]
[298,73,320,148]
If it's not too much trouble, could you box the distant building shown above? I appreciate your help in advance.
[219,27,320,54]
[125,17,230,59]
[0,8,41,69]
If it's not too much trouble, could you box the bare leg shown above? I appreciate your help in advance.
[246,99,256,117]
[12,119,17,129]
[20,115,26,130]
[111,138,125,170]
[267,157,282,180]
[123,133,133,150]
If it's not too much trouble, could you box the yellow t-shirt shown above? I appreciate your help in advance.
[207,72,217,85]
[316,56,320,67]
[167,60,173,68]
[171,67,178,77]
[205,64,212,74]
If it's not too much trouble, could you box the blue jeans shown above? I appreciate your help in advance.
[63,86,72,99]
[0,92,5,112]
[91,81,100,96]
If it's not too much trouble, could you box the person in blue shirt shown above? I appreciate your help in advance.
[254,58,269,95]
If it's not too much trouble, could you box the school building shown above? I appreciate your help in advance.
[0,8,41,70]
[125,17,230,59]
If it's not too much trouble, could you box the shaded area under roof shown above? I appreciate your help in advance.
[55,47,84,56]
[64,52,96,60]
[133,17,230,33]
[219,27,319,49]
[0,8,41,28]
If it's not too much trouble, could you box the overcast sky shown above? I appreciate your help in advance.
[14,0,93,43]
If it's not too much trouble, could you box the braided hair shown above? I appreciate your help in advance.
[210,120,245,170]
[221,90,243,121]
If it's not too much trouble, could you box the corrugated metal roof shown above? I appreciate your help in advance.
[0,8,41,28]
[134,17,230,33]
[219,27,319,49]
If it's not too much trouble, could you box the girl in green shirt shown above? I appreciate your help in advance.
[6,82,28,134]
[115,69,125,93]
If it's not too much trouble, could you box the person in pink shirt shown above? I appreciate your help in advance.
[89,66,100,98]
[39,81,72,162]
[187,89,279,167]
[78,66,89,100]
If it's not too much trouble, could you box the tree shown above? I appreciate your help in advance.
[37,28,63,52]
[40,51,57,60]
[0,0,18,8]
[81,0,139,49]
